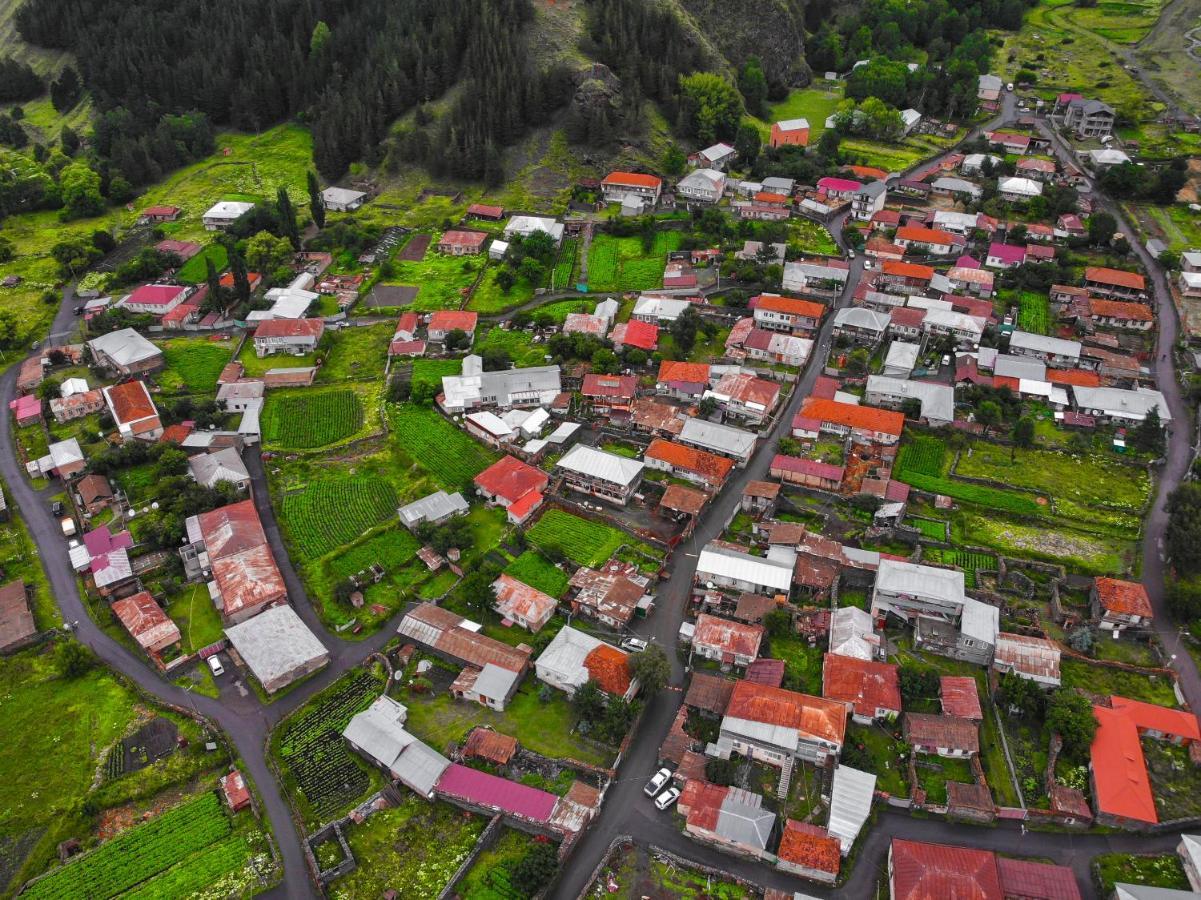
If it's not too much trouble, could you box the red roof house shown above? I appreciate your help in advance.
[220,768,252,812]
[609,319,659,351]
[691,613,765,667]
[940,675,983,721]
[110,591,181,656]
[889,838,1003,900]
[473,456,548,523]
[776,820,840,883]
[822,653,901,722]
[438,230,488,256]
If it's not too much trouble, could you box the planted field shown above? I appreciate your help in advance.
[275,670,384,824]
[318,323,392,382]
[504,551,569,598]
[1017,291,1050,335]
[157,337,233,394]
[896,436,948,478]
[585,231,683,292]
[899,471,1044,515]
[120,833,262,900]
[456,828,538,900]
[1061,659,1178,707]
[262,389,365,449]
[281,475,398,559]
[526,510,628,568]
[474,327,545,368]
[385,234,485,310]
[409,358,463,393]
[961,512,1133,574]
[23,792,231,899]
[922,548,995,587]
[389,404,498,488]
[553,237,579,289]
[784,219,838,256]
[327,528,421,582]
[907,517,948,541]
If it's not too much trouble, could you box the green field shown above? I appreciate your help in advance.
[0,477,55,629]
[1095,853,1189,895]
[163,584,227,654]
[389,404,499,490]
[317,323,391,382]
[1061,659,1178,707]
[468,266,538,313]
[384,234,486,311]
[585,231,683,293]
[280,474,399,559]
[785,219,839,256]
[261,386,373,449]
[175,243,228,284]
[409,358,463,394]
[526,510,630,568]
[1016,291,1050,334]
[474,327,547,368]
[237,340,317,377]
[749,84,843,142]
[504,551,569,598]
[157,337,235,394]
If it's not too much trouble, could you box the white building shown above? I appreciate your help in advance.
[1072,385,1171,424]
[696,542,795,596]
[676,168,727,204]
[534,626,637,700]
[224,606,329,694]
[865,375,955,426]
[503,216,565,246]
[998,176,1043,201]
[202,201,255,230]
[321,187,367,212]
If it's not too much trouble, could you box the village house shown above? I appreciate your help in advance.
[865,375,955,427]
[823,653,901,724]
[29,437,85,480]
[930,176,983,202]
[889,839,1082,900]
[0,581,35,654]
[742,329,813,367]
[202,201,254,230]
[657,360,712,401]
[631,294,692,324]
[775,820,841,883]
[903,713,979,757]
[997,177,1043,202]
[87,328,164,377]
[782,261,850,298]
[427,310,479,344]
[252,318,324,357]
[945,265,995,298]
[535,626,637,700]
[111,591,181,660]
[675,168,727,204]
[770,118,810,148]
[741,481,780,517]
[398,490,469,531]
[103,380,163,442]
[677,782,776,861]
[398,603,532,710]
[554,444,645,506]
[793,398,905,445]
[878,260,936,296]
[188,447,250,492]
[992,632,1061,688]
[644,439,734,491]
[139,205,181,224]
[1007,330,1082,367]
[691,613,765,668]
[75,473,115,516]
[851,182,888,221]
[752,294,825,334]
[473,456,548,525]
[894,226,960,256]
[832,307,891,346]
[705,372,780,425]
[580,374,637,418]
[1091,576,1154,636]
[691,142,738,171]
[491,574,557,632]
[1071,385,1170,426]
[1089,298,1154,330]
[1055,95,1116,139]
[567,562,651,629]
[769,455,844,492]
[601,171,663,209]
[696,541,794,597]
[225,605,329,694]
[718,680,848,766]
[678,418,757,467]
[985,242,1027,269]
[321,186,366,212]
[1084,265,1146,300]
[182,499,287,624]
[440,356,561,414]
[437,230,488,256]
[121,283,191,317]
[342,696,450,798]
[609,319,659,353]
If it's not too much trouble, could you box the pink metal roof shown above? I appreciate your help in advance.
[435,763,558,821]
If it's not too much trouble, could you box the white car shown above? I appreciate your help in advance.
[655,786,681,811]
[644,768,672,797]
[207,655,226,677]
[621,637,649,652]
[863,259,873,270]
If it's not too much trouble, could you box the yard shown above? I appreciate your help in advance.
[237,338,318,377]
[474,326,549,368]
[329,796,487,900]
[399,678,615,767]
[915,756,974,806]
[306,526,423,631]
[585,231,683,293]
[156,336,236,395]
[382,233,486,311]
[455,827,543,900]
[767,635,823,695]
[316,323,392,382]
[844,723,908,797]
[748,84,843,143]
[1060,658,1178,706]
[163,584,226,654]
[504,550,570,598]
[1094,853,1189,895]
[1145,738,1201,821]
[594,842,753,900]
[175,243,228,284]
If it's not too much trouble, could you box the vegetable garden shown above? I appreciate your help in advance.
[23,792,236,899]
[526,510,629,568]
[390,404,498,488]
[585,232,683,292]
[896,435,948,477]
[275,670,384,824]
[504,551,568,598]
[262,389,365,449]
[921,548,996,587]
[280,474,398,559]
[896,436,1044,515]
[1017,291,1050,335]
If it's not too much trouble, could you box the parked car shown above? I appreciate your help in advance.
[655,786,681,811]
[644,768,672,797]
[621,637,649,652]
[207,655,226,677]
[51,500,64,517]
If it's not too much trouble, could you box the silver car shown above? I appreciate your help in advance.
[644,767,671,797]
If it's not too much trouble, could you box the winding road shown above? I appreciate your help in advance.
[0,87,1195,900]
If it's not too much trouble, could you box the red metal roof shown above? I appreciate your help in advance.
[127,283,187,308]
[897,226,958,246]
[610,319,659,350]
[435,763,557,821]
[1046,368,1101,388]
[428,310,479,332]
[581,373,637,399]
[602,171,662,189]
[1089,298,1153,321]
[754,294,826,319]
[743,658,785,687]
[890,307,927,328]
[996,857,1083,900]
[693,613,764,659]
[1110,696,1201,742]
[474,455,548,504]
[1090,704,1157,823]
[817,176,862,193]
[1085,266,1145,290]
[890,839,1003,900]
[467,203,504,218]
[822,654,901,718]
[770,453,845,483]
[777,820,841,874]
[645,439,734,486]
[882,260,935,280]
[255,318,324,338]
[657,360,711,384]
[797,398,905,437]
[1093,577,1153,617]
[940,676,982,720]
[440,230,488,248]
[725,680,847,747]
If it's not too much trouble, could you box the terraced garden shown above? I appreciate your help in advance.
[280,474,399,559]
[273,669,385,827]
[262,388,366,449]
[389,404,499,489]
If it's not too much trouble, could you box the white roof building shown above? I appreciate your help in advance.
[827,764,876,854]
[829,607,880,661]
[1008,330,1082,362]
[534,626,634,699]
[865,375,955,425]
[321,187,367,210]
[677,168,728,199]
[87,328,163,370]
[678,418,757,463]
[632,295,692,322]
[60,377,90,397]
[202,201,254,224]
[998,176,1043,198]
[188,447,249,489]
[342,696,450,798]
[874,558,966,610]
[224,605,329,694]
[503,216,565,245]
[1072,385,1171,423]
[961,596,1000,646]
[440,364,562,413]
[555,444,645,488]
[397,490,470,530]
[1088,148,1132,168]
[466,411,515,442]
[696,542,794,595]
[882,341,920,378]
[833,307,890,334]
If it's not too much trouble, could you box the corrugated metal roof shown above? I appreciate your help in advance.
[555,444,644,487]
[696,543,793,592]
[435,763,558,822]
[828,764,875,852]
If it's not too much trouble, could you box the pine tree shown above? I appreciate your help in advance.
[307,170,325,229]
[276,186,300,250]
[229,246,251,304]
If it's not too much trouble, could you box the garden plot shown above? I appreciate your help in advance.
[526,510,629,568]
[317,323,392,382]
[474,327,546,368]
[1095,853,1190,895]
[305,527,425,633]
[389,404,499,490]
[591,842,754,900]
[329,796,486,900]
[175,244,228,284]
[279,474,398,560]
[895,436,1044,515]
[959,512,1133,575]
[455,827,543,900]
[262,385,378,450]
[273,669,385,828]
[585,232,683,293]
[1060,658,1178,707]
[504,551,569,597]
[156,336,235,395]
[396,234,431,261]
[383,233,484,311]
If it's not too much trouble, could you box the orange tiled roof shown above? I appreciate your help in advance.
[658,360,711,384]
[755,295,826,319]
[602,171,662,189]
[1089,298,1153,321]
[882,260,935,280]
[1046,368,1101,388]
[725,680,847,747]
[645,439,734,485]
[896,226,957,246]
[1084,266,1145,290]
[1094,577,1153,617]
[777,820,841,874]
[583,643,632,696]
[798,397,905,437]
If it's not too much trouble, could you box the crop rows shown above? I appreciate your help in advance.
[923,548,995,587]
[327,528,421,582]
[281,475,398,559]
[907,517,948,540]
[526,510,626,568]
[896,436,947,478]
[896,470,1043,516]
[1018,292,1050,335]
[279,671,381,818]
[390,405,498,488]
[262,390,364,449]
[121,835,254,900]
[25,792,230,900]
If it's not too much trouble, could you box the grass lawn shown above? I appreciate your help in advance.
[157,336,235,395]
[468,265,538,313]
[957,512,1135,575]
[749,84,843,143]
[317,322,392,382]
[330,796,487,900]
[237,339,317,377]
[400,679,615,767]
[916,756,974,805]
[304,525,424,633]
[384,234,485,311]
[526,509,632,568]
[1060,658,1178,706]
[0,479,56,629]
[409,358,464,394]
[845,723,908,796]
[474,326,547,368]
[163,584,226,654]
[504,550,570,598]
[768,635,823,695]
[1094,853,1189,895]
[784,218,839,256]
[529,298,591,323]
[175,243,228,283]
[585,231,683,293]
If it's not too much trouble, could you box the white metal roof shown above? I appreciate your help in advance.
[875,559,965,608]
[828,764,876,853]
[555,444,644,487]
[398,490,470,528]
[1009,330,1082,359]
[884,341,920,371]
[1072,385,1171,422]
[696,543,793,593]
[466,411,514,439]
[48,438,84,469]
[678,168,727,191]
[441,365,562,412]
[679,417,757,458]
[961,597,999,645]
[535,625,603,690]
[224,606,328,689]
[503,216,564,243]
[998,176,1043,196]
[321,187,366,205]
[834,307,890,332]
[632,295,691,321]
[829,607,876,661]
[203,201,254,220]
[994,353,1046,381]
[775,118,809,131]
[722,715,799,753]
[88,328,162,367]
[866,375,955,424]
